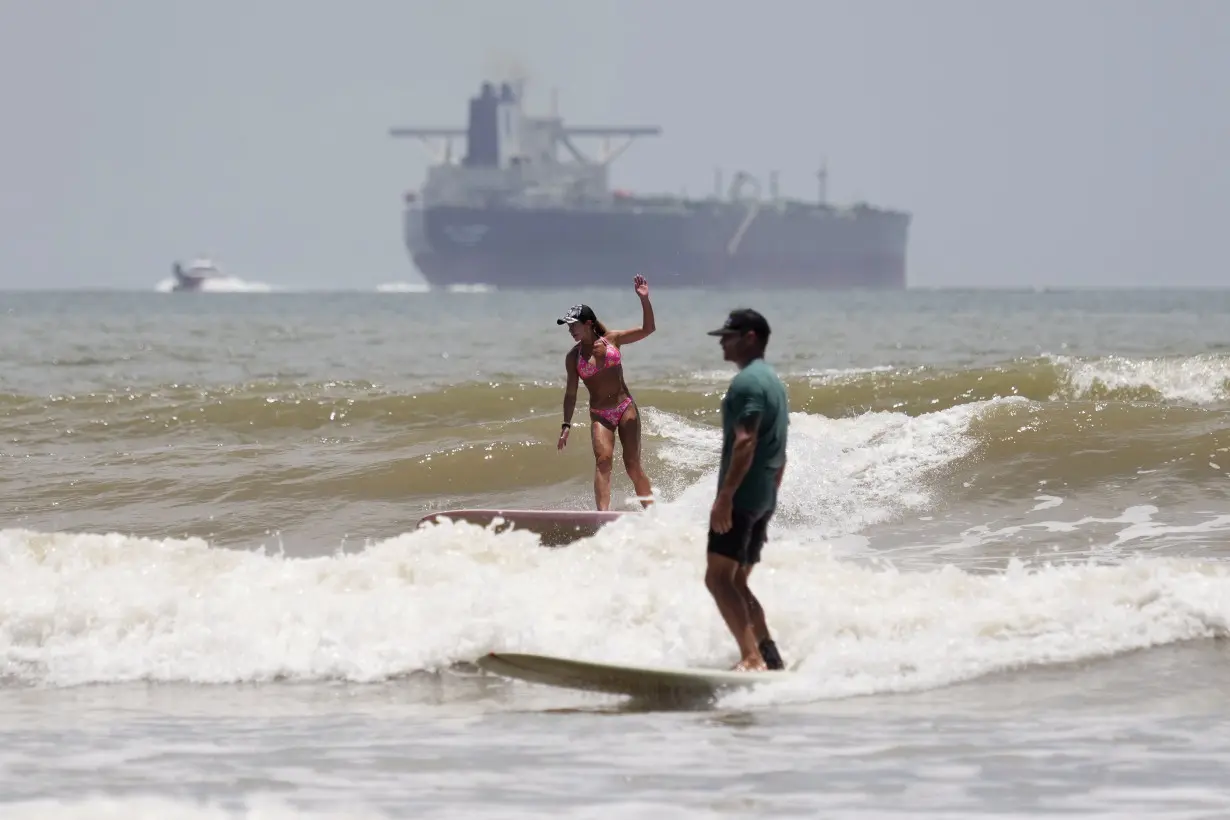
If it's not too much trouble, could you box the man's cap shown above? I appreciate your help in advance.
[706,308,771,338]
[557,304,597,325]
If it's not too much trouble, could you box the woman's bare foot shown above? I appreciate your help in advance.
[731,657,768,672]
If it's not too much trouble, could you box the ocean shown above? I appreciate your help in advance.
[2,286,1229,818]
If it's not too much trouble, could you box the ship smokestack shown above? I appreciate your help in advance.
[464,82,499,167]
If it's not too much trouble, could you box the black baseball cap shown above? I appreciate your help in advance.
[557,304,597,325]
[706,308,771,338]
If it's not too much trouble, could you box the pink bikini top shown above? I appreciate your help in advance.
[575,337,622,379]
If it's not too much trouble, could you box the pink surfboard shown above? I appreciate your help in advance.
[415,508,633,546]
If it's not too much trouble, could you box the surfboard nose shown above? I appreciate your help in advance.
[476,651,797,701]
[415,508,633,546]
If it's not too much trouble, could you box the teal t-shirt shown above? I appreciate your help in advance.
[717,358,789,513]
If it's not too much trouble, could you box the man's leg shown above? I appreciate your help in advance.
[734,509,785,671]
[705,511,766,671]
[735,567,784,670]
[734,567,769,639]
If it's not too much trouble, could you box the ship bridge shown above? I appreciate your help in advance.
[389,81,661,208]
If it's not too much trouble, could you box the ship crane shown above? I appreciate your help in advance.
[387,127,468,165]
[557,125,662,167]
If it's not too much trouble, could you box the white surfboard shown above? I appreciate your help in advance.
[476,651,798,698]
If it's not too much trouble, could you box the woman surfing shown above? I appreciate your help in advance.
[557,275,656,511]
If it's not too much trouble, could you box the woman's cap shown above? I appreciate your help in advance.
[557,304,597,325]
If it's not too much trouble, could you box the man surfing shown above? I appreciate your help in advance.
[704,309,788,672]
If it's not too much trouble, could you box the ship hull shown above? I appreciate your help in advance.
[404,204,909,290]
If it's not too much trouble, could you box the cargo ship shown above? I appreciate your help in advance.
[389,80,911,289]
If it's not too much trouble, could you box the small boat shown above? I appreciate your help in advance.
[171,256,225,292]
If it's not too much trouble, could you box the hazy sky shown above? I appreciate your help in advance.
[1,0,1226,290]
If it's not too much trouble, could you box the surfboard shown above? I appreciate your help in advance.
[476,651,797,699]
[416,508,632,546]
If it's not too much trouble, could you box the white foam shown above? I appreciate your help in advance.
[0,796,381,820]
[921,504,1230,561]
[803,364,897,382]
[721,548,1230,709]
[3,397,1226,699]
[154,277,274,293]
[652,399,997,538]
[374,281,431,293]
[1052,353,1230,404]
[3,514,1228,703]
[1030,495,1064,512]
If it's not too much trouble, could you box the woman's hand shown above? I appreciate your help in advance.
[557,425,570,450]
[633,274,649,299]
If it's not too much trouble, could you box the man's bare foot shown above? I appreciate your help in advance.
[731,657,768,672]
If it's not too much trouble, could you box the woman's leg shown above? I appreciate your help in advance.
[589,417,616,510]
[617,403,654,507]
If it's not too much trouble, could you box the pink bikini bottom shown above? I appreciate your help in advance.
[590,396,634,429]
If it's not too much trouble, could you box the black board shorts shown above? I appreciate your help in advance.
[707,507,774,567]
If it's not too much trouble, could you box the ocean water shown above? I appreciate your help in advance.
[2,286,1230,818]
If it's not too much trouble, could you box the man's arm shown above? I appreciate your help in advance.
[717,381,765,501]
[718,414,760,501]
